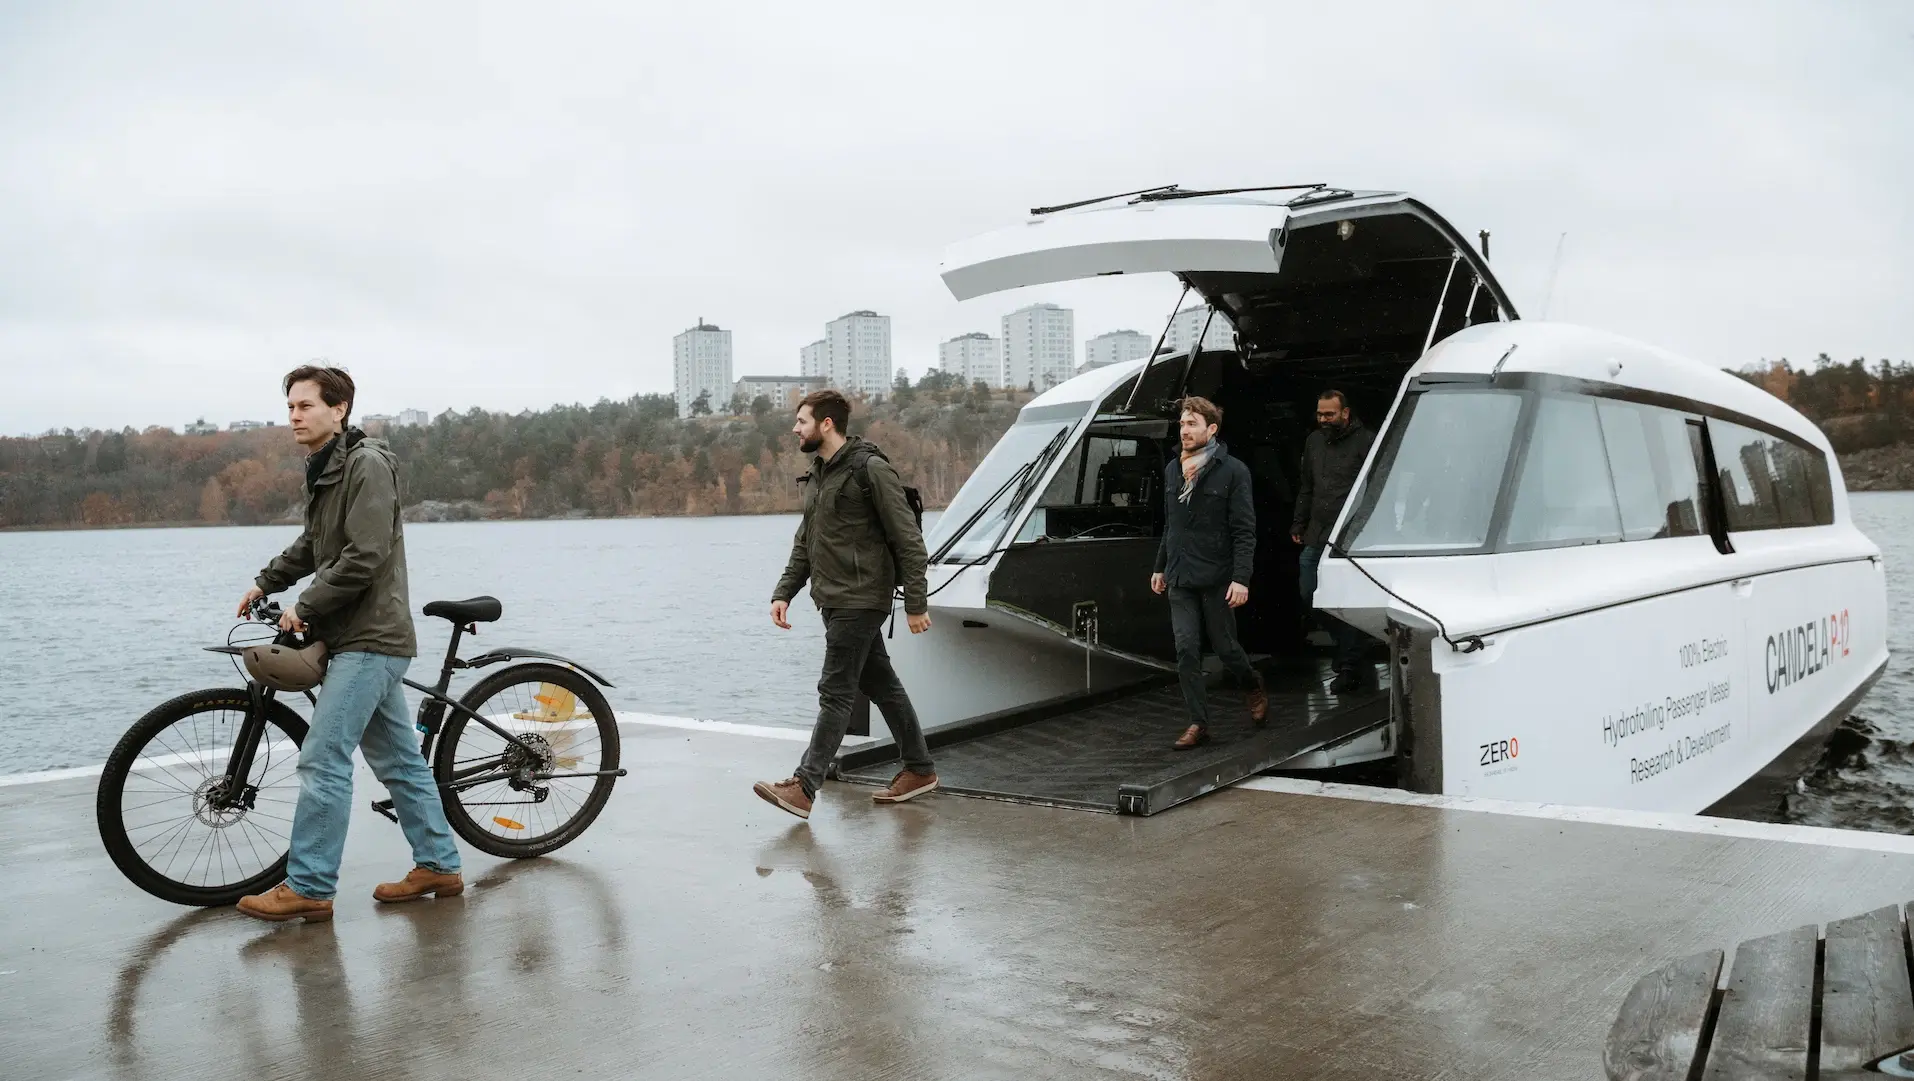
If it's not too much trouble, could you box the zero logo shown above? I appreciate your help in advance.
[1478,738,1519,766]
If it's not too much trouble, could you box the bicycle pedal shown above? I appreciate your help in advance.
[370,799,399,823]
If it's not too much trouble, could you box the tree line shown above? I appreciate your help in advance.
[0,378,1032,529]
[1734,355,1913,453]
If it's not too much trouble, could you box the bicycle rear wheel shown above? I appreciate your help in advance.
[433,664,620,858]
[96,689,308,906]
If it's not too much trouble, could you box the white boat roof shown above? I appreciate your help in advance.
[940,186,1436,302]
[1415,321,1830,452]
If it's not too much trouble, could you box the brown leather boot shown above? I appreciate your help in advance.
[373,866,465,903]
[1173,724,1209,751]
[873,769,939,804]
[236,883,334,923]
[753,777,813,819]
[1246,676,1269,726]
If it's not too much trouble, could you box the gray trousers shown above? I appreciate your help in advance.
[1169,584,1257,725]
[795,608,934,796]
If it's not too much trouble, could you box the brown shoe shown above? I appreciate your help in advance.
[1173,724,1209,751]
[754,777,813,819]
[373,866,465,903]
[236,883,334,923]
[1246,677,1268,726]
[873,769,939,804]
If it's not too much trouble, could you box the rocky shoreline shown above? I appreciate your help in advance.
[1839,443,1914,491]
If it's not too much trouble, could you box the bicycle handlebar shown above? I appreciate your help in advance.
[248,597,284,625]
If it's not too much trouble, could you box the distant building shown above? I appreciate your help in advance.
[940,332,1002,388]
[823,311,893,398]
[674,319,735,417]
[799,339,828,379]
[227,419,266,431]
[734,374,826,413]
[1002,303,1075,392]
[1163,305,1236,354]
[184,418,218,436]
[1083,329,1152,371]
[398,408,429,427]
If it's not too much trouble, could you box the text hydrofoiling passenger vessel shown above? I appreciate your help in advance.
[839,184,1887,818]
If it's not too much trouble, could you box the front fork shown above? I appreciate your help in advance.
[212,682,279,811]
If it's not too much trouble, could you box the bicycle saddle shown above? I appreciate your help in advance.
[423,596,503,624]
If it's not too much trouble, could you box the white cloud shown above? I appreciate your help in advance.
[2,0,1909,432]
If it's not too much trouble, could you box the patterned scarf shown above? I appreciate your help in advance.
[1178,446,1212,503]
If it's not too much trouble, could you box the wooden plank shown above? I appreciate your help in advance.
[1604,949,1723,1081]
[1821,905,1914,1072]
[1700,924,1818,1081]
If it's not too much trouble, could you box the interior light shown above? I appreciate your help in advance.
[1337,220,1356,241]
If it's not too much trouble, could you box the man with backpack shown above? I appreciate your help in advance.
[756,389,937,819]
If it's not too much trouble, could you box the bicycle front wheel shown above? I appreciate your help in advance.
[434,664,620,858]
[96,689,308,906]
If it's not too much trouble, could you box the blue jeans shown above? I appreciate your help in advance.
[1298,545,1364,674]
[286,651,461,900]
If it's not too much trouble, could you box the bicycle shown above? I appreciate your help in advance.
[96,594,627,907]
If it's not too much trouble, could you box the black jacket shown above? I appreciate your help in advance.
[1292,419,1375,549]
[1153,440,1256,589]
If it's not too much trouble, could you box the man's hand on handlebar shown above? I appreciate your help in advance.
[278,606,308,634]
[237,586,265,618]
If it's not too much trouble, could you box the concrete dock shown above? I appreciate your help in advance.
[8,723,1914,1080]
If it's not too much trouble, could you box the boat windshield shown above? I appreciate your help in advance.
[1339,388,1524,555]
[928,418,1077,563]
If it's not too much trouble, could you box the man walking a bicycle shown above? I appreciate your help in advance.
[234,365,462,921]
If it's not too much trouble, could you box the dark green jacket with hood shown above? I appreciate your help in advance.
[256,428,418,657]
[772,436,929,615]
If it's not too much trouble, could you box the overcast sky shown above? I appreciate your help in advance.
[2,1,1908,435]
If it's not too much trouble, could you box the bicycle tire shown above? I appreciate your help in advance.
[433,663,620,858]
[97,688,309,907]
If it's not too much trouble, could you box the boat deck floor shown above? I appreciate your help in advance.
[10,724,1914,1080]
[839,659,1388,814]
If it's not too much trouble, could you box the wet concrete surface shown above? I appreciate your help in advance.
[10,726,1914,1079]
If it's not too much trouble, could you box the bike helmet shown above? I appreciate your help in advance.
[243,639,330,692]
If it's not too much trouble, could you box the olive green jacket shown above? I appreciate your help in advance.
[257,430,418,657]
[772,437,929,615]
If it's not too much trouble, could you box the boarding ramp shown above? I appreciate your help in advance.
[836,661,1389,816]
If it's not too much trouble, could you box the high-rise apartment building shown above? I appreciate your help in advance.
[939,331,1002,387]
[800,339,828,379]
[823,311,892,398]
[1001,303,1075,392]
[1163,305,1236,355]
[673,319,734,417]
[1083,329,1152,371]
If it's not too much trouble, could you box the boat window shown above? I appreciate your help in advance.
[1504,396,1625,548]
[1014,434,1158,542]
[1340,388,1524,554]
[1595,400,1704,541]
[928,419,1075,562]
[1708,419,1835,530]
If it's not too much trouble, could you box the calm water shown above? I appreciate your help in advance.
[2,498,1911,831]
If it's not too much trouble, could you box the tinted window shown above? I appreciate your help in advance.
[1341,388,1523,554]
[1596,400,1703,541]
[1503,396,1623,548]
[1710,419,1834,530]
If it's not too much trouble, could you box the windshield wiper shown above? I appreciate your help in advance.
[928,426,1074,564]
[1031,185,1179,216]
[1133,183,1327,204]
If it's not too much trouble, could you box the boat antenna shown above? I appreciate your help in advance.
[1540,232,1568,319]
[1477,230,1490,261]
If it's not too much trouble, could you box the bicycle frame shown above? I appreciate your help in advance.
[211,619,622,812]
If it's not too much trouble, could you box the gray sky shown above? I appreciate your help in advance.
[3,0,1909,435]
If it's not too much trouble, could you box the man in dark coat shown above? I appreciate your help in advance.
[1291,388,1377,693]
[1151,396,1268,749]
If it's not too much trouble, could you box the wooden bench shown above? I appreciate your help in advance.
[1606,904,1914,1080]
